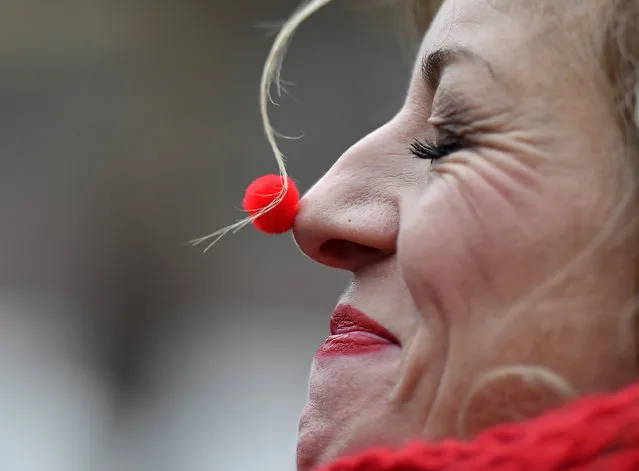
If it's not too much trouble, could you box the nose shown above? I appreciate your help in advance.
[293,129,400,271]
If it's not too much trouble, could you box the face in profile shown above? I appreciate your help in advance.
[291,0,639,469]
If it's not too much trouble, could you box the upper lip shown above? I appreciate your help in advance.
[330,304,400,345]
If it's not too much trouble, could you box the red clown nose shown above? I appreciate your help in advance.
[242,174,300,234]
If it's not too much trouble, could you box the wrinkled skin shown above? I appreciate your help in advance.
[292,1,639,469]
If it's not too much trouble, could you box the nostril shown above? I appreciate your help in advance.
[319,239,381,268]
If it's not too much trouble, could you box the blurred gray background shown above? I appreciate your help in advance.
[0,1,411,470]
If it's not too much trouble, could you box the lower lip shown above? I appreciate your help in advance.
[316,331,395,357]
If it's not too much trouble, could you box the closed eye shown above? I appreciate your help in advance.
[409,139,462,161]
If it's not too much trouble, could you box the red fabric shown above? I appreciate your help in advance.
[316,382,639,470]
[243,174,299,234]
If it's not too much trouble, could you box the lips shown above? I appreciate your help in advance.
[316,304,399,357]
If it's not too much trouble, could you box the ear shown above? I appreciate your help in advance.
[457,366,576,439]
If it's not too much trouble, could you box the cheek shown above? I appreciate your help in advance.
[397,157,606,317]
[395,156,637,438]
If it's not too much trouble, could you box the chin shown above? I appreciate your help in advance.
[296,439,321,471]
[295,411,360,471]
[296,432,356,471]
[296,406,332,471]
[295,402,410,471]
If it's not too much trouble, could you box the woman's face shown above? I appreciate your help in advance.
[293,0,639,469]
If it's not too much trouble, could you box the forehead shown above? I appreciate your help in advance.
[419,0,552,63]
[412,0,598,104]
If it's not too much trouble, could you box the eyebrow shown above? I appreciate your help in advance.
[421,46,495,89]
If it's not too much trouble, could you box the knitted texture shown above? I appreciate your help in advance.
[316,381,639,470]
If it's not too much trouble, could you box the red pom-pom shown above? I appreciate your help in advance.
[242,174,300,234]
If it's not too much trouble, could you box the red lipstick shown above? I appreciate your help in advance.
[316,305,399,357]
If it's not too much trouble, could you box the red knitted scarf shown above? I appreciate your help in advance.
[316,381,639,470]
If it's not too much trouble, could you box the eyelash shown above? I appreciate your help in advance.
[409,139,461,161]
